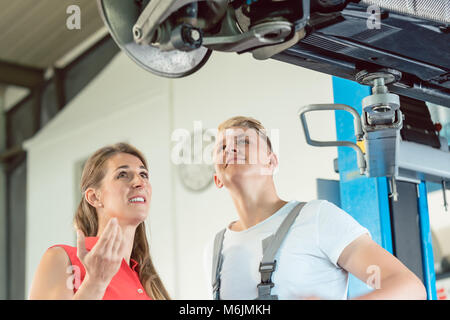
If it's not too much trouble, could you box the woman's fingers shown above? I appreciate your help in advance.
[104,221,119,257]
[78,218,124,286]
[111,224,123,256]
[76,229,87,261]
[94,218,123,262]
[95,217,117,251]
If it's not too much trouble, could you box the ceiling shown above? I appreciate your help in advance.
[0,0,105,69]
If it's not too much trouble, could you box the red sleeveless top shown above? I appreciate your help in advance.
[50,236,151,300]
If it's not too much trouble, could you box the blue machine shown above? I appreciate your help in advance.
[331,76,437,299]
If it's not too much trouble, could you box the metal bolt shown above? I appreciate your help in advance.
[190,29,201,41]
[133,27,142,40]
[372,105,391,113]
[373,77,385,87]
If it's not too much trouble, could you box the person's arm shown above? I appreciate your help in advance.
[29,217,124,300]
[337,233,427,300]
[28,246,112,300]
[28,246,76,299]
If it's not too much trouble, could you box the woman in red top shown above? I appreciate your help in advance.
[29,143,170,300]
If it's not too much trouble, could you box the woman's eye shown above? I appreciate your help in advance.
[140,172,149,179]
[117,171,128,178]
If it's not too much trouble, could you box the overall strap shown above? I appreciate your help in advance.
[256,201,307,300]
[211,228,226,300]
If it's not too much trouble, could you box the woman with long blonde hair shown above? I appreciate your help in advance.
[29,142,170,300]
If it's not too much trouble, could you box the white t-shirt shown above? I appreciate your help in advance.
[203,200,370,300]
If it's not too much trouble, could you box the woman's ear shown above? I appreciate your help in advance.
[85,188,103,208]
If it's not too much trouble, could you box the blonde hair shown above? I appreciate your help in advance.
[217,116,272,151]
[74,142,170,300]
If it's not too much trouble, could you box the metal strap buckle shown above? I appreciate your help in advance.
[257,282,275,289]
[259,261,277,285]
[259,261,276,273]
[259,261,276,275]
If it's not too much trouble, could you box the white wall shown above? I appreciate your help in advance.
[24,49,341,299]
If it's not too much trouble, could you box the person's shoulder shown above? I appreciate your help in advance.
[300,199,346,213]
[292,199,327,217]
[285,200,324,231]
[302,199,327,210]
[315,200,368,231]
[28,245,74,299]
[315,199,350,216]
[48,243,77,257]
[32,246,72,286]
[44,245,73,266]
[290,199,327,207]
[289,200,344,226]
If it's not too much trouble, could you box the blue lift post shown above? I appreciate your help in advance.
[332,76,436,299]
[417,182,438,300]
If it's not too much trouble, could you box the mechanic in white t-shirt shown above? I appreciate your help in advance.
[204,116,426,300]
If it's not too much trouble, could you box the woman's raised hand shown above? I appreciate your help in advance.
[76,218,124,288]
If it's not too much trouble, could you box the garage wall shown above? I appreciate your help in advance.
[24,49,341,299]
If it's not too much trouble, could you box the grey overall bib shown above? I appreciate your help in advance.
[211,202,306,300]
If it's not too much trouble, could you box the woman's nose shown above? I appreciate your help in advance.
[131,174,145,188]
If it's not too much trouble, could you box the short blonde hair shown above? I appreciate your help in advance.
[217,116,272,151]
